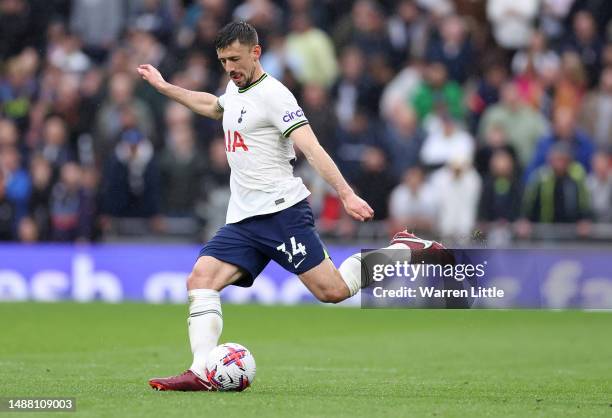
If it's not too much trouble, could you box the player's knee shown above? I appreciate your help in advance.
[187,266,218,290]
[316,286,347,304]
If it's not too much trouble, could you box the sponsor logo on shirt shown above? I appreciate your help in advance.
[282,109,304,123]
[225,130,249,152]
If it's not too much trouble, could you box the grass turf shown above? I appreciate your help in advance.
[0,303,611,418]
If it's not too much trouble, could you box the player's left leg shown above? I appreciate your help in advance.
[298,258,355,303]
[299,229,452,303]
[298,241,412,303]
[269,199,416,303]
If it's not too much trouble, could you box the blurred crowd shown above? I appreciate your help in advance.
[0,0,611,244]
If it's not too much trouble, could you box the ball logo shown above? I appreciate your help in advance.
[221,346,247,367]
[283,109,304,122]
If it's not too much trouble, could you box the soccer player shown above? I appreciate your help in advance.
[139,21,431,391]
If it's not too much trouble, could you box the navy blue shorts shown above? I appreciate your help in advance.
[199,199,329,287]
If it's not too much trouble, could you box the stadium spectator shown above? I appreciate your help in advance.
[479,83,548,167]
[283,0,329,31]
[384,103,425,178]
[0,51,38,130]
[48,33,91,75]
[379,58,424,121]
[260,31,289,80]
[0,117,18,148]
[425,14,474,84]
[0,0,40,60]
[332,46,376,127]
[540,0,576,43]
[586,151,612,223]
[474,124,519,177]
[467,62,508,133]
[552,51,587,116]
[95,72,155,159]
[486,0,539,51]
[200,136,230,240]
[387,0,429,63]
[101,129,160,219]
[129,28,179,137]
[366,54,395,117]
[512,57,543,110]
[430,153,481,242]
[301,83,339,156]
[38,115,74,177]
[0,145,30,221]
[562,10,603,87]
[28,154,52,241]
[411,61,465,122]
[233,0,282,40]
[388,165,438,234]
[511,30,561,78]
[77,68,105,145]
[70,0,125,62]
[526,107,595,179]
[159,125,206,217]
[48,162,93,241]
[128,0,176,45]
[478,149,523,223]
[79,165,100,241]
[521,142,591,226]
[352,147,396,221]
[17,216,38,242]
[0,169,16,240]
[333,0,393,59]
[419,114,474,169]
[579,65,612,147]
[285,13,338,88]
[190,13,224,67]
[335,108,382,182]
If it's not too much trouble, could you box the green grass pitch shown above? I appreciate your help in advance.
[1,303,611,418]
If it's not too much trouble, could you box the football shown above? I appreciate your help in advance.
[205,343,256,391]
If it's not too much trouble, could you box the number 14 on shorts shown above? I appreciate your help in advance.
[276,236,307,264]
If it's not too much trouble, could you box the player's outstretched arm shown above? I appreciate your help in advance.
[137,64,223,120]
[292,125,374,222]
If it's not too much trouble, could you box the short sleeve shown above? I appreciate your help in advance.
[217,94,226,111]
[266,84,309,138]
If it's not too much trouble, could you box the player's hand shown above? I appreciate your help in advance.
[341,191,374,222]
[137,64,167,91]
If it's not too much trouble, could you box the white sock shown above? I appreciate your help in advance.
[187,289,223,377]
[338,244,412,297]
[338,253,362,297]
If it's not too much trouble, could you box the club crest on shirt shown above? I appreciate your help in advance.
[238,107,246,123]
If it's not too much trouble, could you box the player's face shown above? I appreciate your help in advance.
[217,41,261,88]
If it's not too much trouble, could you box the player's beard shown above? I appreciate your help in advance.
[243,67,255,87]
[236,67,255,88]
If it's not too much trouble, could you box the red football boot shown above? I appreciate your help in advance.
[148,370,215,391]
[391,230,445,250]
[390,230,453,264]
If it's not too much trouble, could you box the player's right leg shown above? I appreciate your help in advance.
[149,220,270,392]
[148,256,245,391]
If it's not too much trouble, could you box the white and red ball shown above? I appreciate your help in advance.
[205,343,256,391]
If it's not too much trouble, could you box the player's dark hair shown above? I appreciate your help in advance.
[215,21,259,50]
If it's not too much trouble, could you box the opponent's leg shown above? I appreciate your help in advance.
[149,256,244,391]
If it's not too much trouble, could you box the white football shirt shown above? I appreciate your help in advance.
[217,73,311,223]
